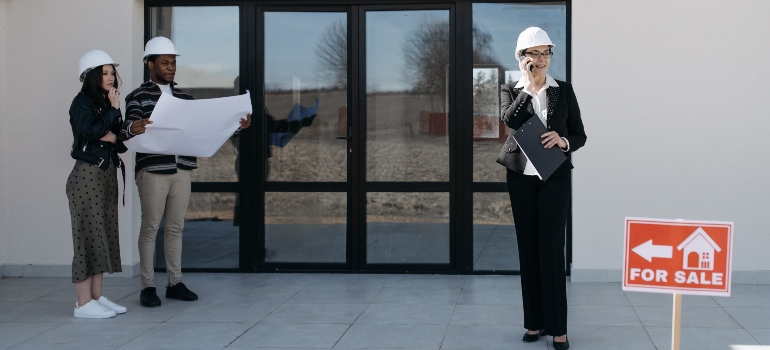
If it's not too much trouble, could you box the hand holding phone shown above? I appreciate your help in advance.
[525,57,534,71]
[519,57,534,73]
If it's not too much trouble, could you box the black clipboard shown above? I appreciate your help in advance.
[512,115,567,181]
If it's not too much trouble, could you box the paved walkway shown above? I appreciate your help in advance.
[0,274,767,349]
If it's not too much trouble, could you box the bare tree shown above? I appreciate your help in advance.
[402,17,499,112]
[402,16,450,99]
[315,19,347,89]
[473,70,498,117]
[400,17,450,112]
[315,16,499,107]
[472,25,496,65]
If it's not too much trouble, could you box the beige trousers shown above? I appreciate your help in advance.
[136,169,191,289]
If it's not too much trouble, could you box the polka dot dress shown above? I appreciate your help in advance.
[66,159,122,283]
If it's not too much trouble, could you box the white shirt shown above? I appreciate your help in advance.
[157,83,173,95]
[514,75,568,177]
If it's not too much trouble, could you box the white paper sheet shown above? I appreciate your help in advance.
[124,91,252,157]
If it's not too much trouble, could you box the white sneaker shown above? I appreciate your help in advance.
[74,300,116,319]
[97,296,127,314]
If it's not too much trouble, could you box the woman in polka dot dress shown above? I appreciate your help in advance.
[66,50,129,319]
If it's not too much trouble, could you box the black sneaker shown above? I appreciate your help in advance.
[166,282,198,301]
[140,287,162,308]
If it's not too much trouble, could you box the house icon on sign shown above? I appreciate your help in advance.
[676,227,721,271]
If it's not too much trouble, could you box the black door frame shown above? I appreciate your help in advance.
[144,0,572,275]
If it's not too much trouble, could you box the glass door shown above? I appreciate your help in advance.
[360,6,454,269]
[262,9,351,267]
[259,5,456,271]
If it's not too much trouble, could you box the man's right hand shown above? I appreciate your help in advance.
[130,119,153,135]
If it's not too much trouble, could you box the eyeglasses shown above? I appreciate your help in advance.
[523,51,554,59]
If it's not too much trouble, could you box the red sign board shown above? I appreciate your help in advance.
[623,217,733,296]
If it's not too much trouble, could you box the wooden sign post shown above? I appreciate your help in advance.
[672,293,681,350]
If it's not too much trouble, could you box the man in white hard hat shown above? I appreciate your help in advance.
[119,36,251,308]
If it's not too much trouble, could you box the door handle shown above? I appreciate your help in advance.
[336,136,351,141]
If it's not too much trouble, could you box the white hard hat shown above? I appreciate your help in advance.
[515,27,555,60]
[143,36,179,62]
[78,50,119,82]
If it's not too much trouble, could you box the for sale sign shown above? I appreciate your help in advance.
[622,217,733,297]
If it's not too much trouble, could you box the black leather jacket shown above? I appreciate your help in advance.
[69,92,127,170]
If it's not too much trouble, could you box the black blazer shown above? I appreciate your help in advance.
[500,80,587,176]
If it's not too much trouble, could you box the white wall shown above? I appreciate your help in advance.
[0,0,8,270]
[2,0,144,276]
[571,0,770,282]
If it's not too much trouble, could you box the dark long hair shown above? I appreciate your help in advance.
[80,65,121,112]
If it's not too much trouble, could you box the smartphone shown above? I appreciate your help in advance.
[522,58,534,71]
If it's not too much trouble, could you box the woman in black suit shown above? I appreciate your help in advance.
[500,27,586,350]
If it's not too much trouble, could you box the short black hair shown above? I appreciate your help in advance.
[146,55,159,64]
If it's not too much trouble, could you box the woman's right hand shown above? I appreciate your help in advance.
[100,131,117,144]
[519,57,534,90]
[130,118,152,135]
[108,88,120,109]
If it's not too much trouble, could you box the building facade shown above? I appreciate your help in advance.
[0,0,768,282]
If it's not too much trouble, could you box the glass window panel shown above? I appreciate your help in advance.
[366,11,450,182]
[472,3,566,182]
[473,192,518,271]
[155,193,238,269]
[265,192,347,263]
[367,192,449,264]
[264,12,348,182]
[150,6,241,183]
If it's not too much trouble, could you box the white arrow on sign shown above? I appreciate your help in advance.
[632,239,673,262]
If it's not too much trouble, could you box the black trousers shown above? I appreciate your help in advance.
[507,169,570,336]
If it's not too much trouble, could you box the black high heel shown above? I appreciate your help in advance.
[552,335,569,350]
[522,329,544,342]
